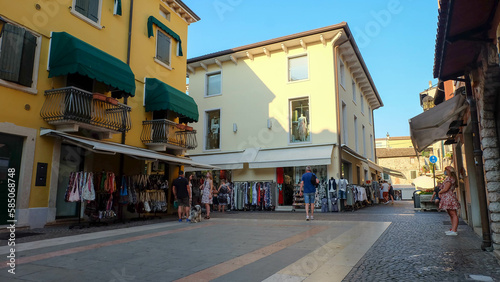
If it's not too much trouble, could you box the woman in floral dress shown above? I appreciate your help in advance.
[201,172,213,219]
[438,166,461,236]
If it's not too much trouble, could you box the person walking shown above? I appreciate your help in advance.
[172,170,191,222]
[201,172,214,219]
[387,183,395,204]
[381,180,390,203]
[299,166,319,221]
[438,166,461,236]
[217,178,231,213]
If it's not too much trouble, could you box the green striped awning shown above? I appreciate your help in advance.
[145,78,198,122]
[48,32,135,96]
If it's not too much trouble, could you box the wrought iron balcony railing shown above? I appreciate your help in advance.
[141,119,198,150]
[40,87,131,133]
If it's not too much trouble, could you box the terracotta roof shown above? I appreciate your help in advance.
[376,148,417,158]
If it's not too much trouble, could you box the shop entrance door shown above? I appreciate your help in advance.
[56,145,84,218]
[0,133,24,225]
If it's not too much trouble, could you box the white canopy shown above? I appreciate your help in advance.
[409,94,467,153]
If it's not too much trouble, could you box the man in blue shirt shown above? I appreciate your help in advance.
[300,166,319,221]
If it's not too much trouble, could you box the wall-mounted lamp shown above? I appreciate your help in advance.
[233,123,237,132]
[267,119,272,129]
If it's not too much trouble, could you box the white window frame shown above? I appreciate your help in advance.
[71,0,103,29]
[342,101,348,145]
[154,29,172,70]
[352,79,356,103]
[287,53,309,82]
[205,70,222,97]
[360,92,365,114]
[204,108,221,151]
[362,125,366,157]
[339,59,345,88]
[289,96,311,144]
[370,134,374,160]
[159,4,171,21]
[0,20,41,95]
[354,115,359,152]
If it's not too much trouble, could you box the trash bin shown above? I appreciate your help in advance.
[413,190,421,208]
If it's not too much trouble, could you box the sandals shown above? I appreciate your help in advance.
[204,215,210,219]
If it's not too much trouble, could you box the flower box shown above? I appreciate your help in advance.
[176,124,186,130]
[93,93,107,102]
[106,97,118,105]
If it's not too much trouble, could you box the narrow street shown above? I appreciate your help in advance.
[0,201,499,281]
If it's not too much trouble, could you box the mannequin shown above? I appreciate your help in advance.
[297,114,308,141]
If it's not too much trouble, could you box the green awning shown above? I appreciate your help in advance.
[145,78,198,122]
[48,32,136,96]
[147,16,183,56]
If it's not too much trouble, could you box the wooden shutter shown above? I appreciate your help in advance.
[0,23,25,83]
[156,31,170,65]
[88,0,100,23]
[75,0,89,17]
[19,31,37,87]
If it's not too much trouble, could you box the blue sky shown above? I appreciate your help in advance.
[183,0,439,139]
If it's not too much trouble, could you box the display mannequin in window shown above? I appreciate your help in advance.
[297,114,308,141]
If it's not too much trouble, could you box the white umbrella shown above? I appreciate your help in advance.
[412,176,436,189]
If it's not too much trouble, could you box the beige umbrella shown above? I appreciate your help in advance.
[412,175,436,189]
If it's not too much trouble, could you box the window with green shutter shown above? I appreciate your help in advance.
[0,23,38,87]
[74,0,100,23]
[156,30,171,67]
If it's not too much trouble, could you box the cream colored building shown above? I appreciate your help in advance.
[186,23,383,209]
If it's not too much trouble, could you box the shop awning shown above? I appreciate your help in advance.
[145,78,198,123]
[48,32,136,96]
[409,94,467,153]
[382,167,407,179]
[367,159,383,173]
[40,129,216,170]
[249,145,334,169]
[188,148,258,171]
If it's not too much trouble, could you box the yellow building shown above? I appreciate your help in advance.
[0,0,214,228]
[186,23,383,210]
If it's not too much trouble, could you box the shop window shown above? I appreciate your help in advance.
[342,161,351,182]
[156,30,172,68]
[0,22,39,88]
[206,71,221,96]
[72,0,102,25]
[205,109,220,150]
[290,97,310,143]
[288,54,308,81]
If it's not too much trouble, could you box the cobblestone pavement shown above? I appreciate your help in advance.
[1,201,499,281]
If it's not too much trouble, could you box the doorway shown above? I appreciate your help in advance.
[0,133,24,225]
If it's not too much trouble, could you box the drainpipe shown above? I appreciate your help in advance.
[332,31,343,179]
[465,75,493,251]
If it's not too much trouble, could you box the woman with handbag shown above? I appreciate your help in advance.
[201,172,213,219]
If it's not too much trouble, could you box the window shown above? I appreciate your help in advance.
[205,109,220,150]
[352,79,356,102]
[290,97,310,143]
[206,71,221,96]
[339,59,345,87]
[354,115,358,151]
[370,134,374,160]
[342,102,348,144]
[362,125,366,157]
[368,107,372,123]
[360,93,364,113]
[73,0,101,24]
[411,170,417,179]
[0,22,38,88]
[156,30,171,67]
[159,5,171,21]
[288,54,308,81]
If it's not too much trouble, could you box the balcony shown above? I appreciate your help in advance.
[141,119,198,153]
[40,87,131,139]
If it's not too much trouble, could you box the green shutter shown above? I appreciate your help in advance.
[156,32,170,65]
[88,0,99,23]
[18,30,37,87]
[0,23,24,83]
[75,0,89,16]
